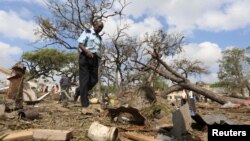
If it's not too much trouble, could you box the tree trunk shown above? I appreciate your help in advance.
[179,82,245,104]
[163,82,246,104]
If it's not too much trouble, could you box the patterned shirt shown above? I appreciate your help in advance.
[77,28,102,57]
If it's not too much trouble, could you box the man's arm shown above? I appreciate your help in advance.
[79,43,94,58]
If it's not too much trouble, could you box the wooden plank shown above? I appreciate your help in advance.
[33,129,72,141]
[124,132,157,141]
[3,130,33,141]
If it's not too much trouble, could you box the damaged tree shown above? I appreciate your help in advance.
[34,0,129,95]
[35,0,128,50]
[132,30,244,104]
[102,25,139,92]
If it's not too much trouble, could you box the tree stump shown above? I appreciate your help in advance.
[6,62,25,110]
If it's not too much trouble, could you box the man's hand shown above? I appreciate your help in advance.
[85,50,94,58]
[79,43,94,58]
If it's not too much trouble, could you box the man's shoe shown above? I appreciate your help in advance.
[81,106,93,115]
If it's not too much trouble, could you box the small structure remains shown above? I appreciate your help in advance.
[165,90,193,102]
[6,62,26,110]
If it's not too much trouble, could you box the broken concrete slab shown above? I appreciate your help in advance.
[202,114,235,125]
[3,130,33,141]
[171,103,192,138]
[33,129,72,141]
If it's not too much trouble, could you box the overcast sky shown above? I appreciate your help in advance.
[1,0,250,83]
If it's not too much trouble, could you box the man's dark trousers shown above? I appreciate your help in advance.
[78,53,99,107]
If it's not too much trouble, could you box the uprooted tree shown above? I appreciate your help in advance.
[131,30,245,104]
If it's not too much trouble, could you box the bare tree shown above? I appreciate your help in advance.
[35,0,129,50]
[34,0,129,92]
[105,25,138,87]
[172,59,210,79]
[132,30,244,104]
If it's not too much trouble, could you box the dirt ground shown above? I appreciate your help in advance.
[1,93,250,141]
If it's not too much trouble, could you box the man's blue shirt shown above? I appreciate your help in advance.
[77,28,102,57]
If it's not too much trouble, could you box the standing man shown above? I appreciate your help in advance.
[76,20,104,108]
[59,73,70,102]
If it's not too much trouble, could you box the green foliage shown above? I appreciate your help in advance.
[23,48,66,68]
[209,81,236,88]
[140,101,172,119]
[217,48,250,95]
[22,48,78,80]
[153,78,168,91]
[100,84,119,94]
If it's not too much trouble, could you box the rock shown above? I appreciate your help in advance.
[171,103,192,138]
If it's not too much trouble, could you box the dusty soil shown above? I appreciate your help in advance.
[1,93,250,141]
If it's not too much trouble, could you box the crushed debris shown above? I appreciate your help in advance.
[1,83,250,141]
